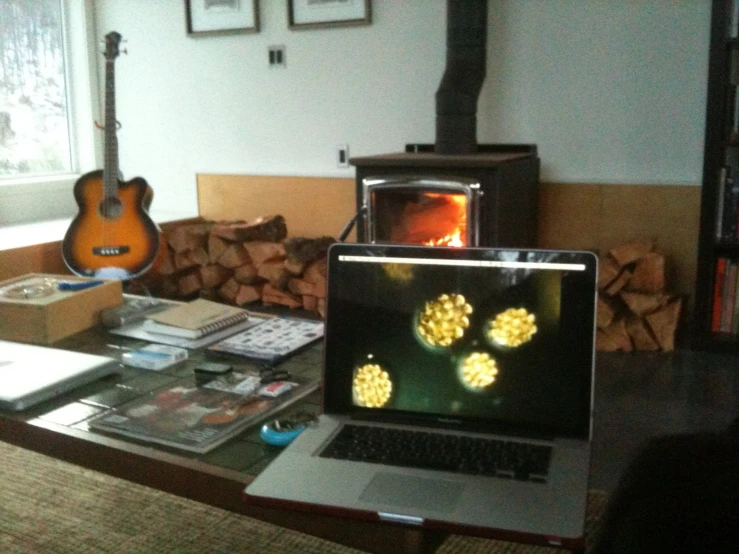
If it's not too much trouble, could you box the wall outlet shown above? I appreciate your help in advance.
[337,144,349,168]
[268,45,286,67]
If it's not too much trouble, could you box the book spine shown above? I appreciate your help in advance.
[733,260,739,335]
[722,260,738,333]
[717,166,727,240]
[712,257,727,333]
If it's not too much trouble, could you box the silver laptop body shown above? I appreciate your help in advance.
[0,340,119,411]
[246,244,597,549]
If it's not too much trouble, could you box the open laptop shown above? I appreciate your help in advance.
[245,243,597,549]
[0,340,120,411]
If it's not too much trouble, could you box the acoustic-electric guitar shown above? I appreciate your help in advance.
[62,32,160,281]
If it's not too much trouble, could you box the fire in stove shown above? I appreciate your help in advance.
[362,176,481,247]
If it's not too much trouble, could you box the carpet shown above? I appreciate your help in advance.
[0,442,606,553]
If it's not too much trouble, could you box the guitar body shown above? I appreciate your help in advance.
[62,169,161,280]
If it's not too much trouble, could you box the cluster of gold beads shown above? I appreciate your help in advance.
[382,263,414,282]
[417,293,473,347]
[353,364,393,408]
[487,307,537,347]
[459,352,499,389]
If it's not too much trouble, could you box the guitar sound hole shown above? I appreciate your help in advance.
[99,197,122,219]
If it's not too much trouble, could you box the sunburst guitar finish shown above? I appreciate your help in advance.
[62,170,160,280]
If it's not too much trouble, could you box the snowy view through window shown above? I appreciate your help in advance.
[0,0,72,177]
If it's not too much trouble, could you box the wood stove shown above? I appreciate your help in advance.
[349,2,539,247]
[351,143,539,247]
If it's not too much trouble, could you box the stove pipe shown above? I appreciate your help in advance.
[435,0,488,155]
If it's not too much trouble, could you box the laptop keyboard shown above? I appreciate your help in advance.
[319,425,552,483]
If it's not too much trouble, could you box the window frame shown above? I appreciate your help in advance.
[0,0,100,226]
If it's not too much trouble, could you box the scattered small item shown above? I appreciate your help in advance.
[121,344,188,371]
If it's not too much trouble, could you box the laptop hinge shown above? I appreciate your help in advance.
[378,512,424,526]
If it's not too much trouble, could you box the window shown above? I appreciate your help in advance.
[0,0,97,226]
[0,0,72,177]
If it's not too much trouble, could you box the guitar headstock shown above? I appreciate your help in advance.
[104,32,123,61]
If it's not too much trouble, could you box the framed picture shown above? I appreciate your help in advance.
[185,0,260,36]
[288,0,371,30]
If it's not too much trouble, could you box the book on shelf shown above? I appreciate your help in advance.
[717,165,739,242]
[207,316,324,363]
[722,260,738,333]
[88,371,320,454]
[712,257,727,333]
[144,298,248,338]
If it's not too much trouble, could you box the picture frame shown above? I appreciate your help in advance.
[287,0,371,30]
[185,0,260,37]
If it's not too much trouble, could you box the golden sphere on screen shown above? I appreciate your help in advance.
[487,307,537,347]
[353,364,392,408]
[382,263,414,282]
[417,293,473,347]
[460,352,499,389]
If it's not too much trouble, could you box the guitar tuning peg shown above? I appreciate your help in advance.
[121,48,128,55]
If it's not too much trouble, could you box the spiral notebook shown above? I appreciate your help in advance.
[143,298,249,339]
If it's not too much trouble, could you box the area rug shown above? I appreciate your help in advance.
[0,442,606,553]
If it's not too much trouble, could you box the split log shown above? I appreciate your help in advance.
[178,270,203,297]
[174,250,199,271]
[200,264,232,289]
[597,296,616,329]
[625,315,660,351]
[158,247,177,276]
[302,295,318,312]
[188,247,210,266]
[218,243,252,268]
[609,238,654,267]
[288,278,316,297]
[620,291,668,317]
[244,241,286,267]
[605,268,632,296]
[218,277,241,303]
[235,283,264,306]
[596,318,633,352]
[598,255,621,290]
[645,297,683,352]
[262,283,302,309]
[208,233,229,264]
[626,251,665,293]
[167,222,213,252]
[233,263,260,285]
[257,259,290,288]
[284,236,335,265]
[213,215,287,243]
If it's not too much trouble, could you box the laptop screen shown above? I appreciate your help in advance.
[323,244,597,440]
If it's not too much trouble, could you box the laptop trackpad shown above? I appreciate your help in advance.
[359,472,463,514]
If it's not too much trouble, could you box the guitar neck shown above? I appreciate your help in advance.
[103,57,118,198]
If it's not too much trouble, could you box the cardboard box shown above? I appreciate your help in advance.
[0,274,123,344]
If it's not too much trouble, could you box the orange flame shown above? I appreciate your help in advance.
[422,193,466,247]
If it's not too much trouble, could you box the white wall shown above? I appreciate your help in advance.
[92,0,711,218]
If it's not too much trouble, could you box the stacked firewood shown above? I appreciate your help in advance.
[596,239,683,352]
[155,216,334,317]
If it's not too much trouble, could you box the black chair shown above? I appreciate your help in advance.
[588,418,739,554]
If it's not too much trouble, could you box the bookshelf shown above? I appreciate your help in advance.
[695,0,739,351]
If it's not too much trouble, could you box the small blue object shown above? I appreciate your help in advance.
[260,423,306,447]
[57,280,105,291]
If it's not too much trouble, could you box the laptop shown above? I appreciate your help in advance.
[0,340,120,411]
[245,243,597,549]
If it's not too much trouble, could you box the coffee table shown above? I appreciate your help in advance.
[0,325,447,554]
